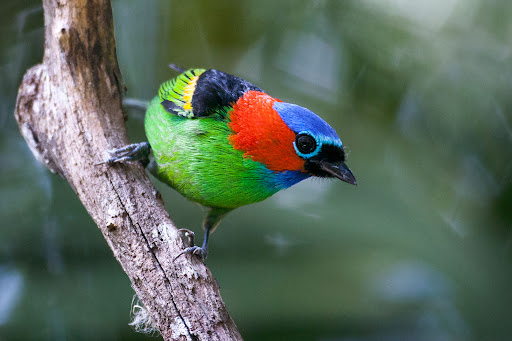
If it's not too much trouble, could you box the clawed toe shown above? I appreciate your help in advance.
[174,246,208,261]
[96,142,151,166]
[174,229,209,261]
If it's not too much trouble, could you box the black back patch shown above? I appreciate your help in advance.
[192,69,263,117]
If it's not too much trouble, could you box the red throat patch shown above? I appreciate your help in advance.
[228,91,304,172]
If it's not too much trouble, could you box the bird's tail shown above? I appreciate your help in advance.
[169,63,186,73]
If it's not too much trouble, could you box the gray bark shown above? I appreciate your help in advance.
[14,0,242,340]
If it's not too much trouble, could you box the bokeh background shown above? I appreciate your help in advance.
[2,0,512,340]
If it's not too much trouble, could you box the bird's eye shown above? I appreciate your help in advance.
[295,133,317,155]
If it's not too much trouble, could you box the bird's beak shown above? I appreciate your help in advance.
[320,161,357,185]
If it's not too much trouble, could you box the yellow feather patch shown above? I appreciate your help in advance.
[158,68,206,118]
[183,75,200,109]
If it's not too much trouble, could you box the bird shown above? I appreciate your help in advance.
[100,67,356,260]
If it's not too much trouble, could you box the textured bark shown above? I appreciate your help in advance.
[14,0,242,340]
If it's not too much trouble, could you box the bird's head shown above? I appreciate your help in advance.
[228,91,356,186]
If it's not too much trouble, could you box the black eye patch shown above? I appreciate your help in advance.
[316,143,345,163]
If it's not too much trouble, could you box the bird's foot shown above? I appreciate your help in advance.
[175,229,208,261]
[175,246,208,261]
[96,142,151,166]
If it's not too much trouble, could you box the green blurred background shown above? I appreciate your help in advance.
[2,0,512,340]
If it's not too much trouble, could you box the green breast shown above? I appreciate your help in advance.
[144,97,277,209]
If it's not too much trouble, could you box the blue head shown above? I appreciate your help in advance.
[272,101,357,185]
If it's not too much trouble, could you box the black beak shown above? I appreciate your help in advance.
[320,161,357,185]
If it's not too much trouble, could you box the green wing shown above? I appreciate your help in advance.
[158,68,206,118]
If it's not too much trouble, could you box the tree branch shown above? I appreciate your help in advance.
[14,0,242,340]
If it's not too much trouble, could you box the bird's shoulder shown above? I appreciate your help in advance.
[158,69,263,120]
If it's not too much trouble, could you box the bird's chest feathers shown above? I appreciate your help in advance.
[228,91,305,173]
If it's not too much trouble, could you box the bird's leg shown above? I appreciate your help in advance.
[174,207,231,262]
[96,142,151,167]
